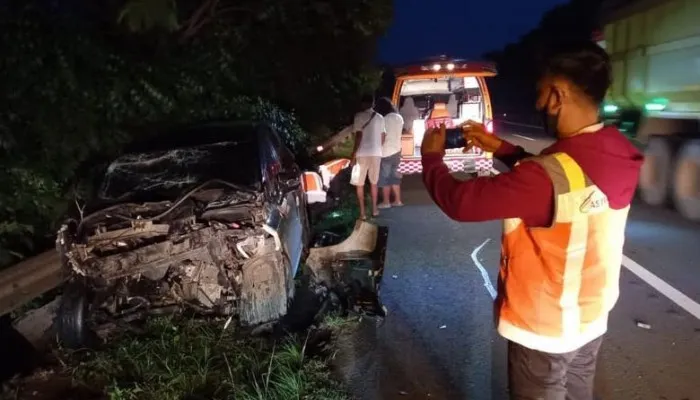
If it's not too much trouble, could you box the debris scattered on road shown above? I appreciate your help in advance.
[439,325,447,329]
[635,320,651,329]
[399,391,408,396]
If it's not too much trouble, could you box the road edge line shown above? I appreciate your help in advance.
[512,134,536,141]
[471,238,497,300]
[622,255,700,320]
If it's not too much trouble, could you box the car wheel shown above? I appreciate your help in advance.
[57,281,96,349]
[239,245,290,326]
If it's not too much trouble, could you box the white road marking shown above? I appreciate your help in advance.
[496,120,543,130]
[488,166,700,320]
[622,255,700,320]
[512,133,535,141]
[471,238,497,300]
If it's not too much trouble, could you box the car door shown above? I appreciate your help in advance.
[258,125,305,281]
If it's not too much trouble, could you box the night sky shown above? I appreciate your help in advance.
[378,0,570,65]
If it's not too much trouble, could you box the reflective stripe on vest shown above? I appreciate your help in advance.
[498,152,629,353]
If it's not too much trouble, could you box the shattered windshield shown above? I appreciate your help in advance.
[98,140,261,202]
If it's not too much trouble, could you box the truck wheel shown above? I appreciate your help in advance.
[639,136,674,207]
[672,139,700,221]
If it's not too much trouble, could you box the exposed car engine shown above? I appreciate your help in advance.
[56,181,292,329]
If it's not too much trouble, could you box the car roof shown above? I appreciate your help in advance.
[123,120,266,154]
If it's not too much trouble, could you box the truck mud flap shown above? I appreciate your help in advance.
[306,220,388,319]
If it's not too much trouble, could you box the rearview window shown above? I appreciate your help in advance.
[399,76,484,122]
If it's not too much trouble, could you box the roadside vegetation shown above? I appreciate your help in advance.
[69,317,349,400]
[0,0,391,270]
[2,316,356,400]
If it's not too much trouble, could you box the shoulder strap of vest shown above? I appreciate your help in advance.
[523,152,593,195]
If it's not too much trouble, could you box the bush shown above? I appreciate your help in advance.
[0,7,309,268]
[0,0,391,269]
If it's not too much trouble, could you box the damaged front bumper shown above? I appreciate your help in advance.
[306,220,388,319]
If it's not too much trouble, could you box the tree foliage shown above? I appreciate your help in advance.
[0,0,392,268]
[483,0,603,117]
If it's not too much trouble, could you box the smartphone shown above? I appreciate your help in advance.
[444,127,466,149]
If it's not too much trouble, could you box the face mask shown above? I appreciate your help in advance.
[540,91,560,136]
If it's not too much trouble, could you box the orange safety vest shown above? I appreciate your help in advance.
[496,152,629,353]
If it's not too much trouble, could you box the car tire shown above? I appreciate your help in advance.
[239,245,290,326]
[56,281,95,349]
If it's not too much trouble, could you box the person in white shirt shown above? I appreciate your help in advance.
[351,94,386,219]
[399,96,419,135]
[375,97,404,208]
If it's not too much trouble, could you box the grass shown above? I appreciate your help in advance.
[311,194,363,238]
[329,139,354,160]
[61,317,350,400]
[317,138,354,163]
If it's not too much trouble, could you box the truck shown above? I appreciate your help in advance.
[313,56,498,176]
[597,0,700,222]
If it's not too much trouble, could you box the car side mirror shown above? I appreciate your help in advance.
[281,178,301,193]
[279,171,301,194]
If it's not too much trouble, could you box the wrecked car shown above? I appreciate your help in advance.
[55,121,311,347]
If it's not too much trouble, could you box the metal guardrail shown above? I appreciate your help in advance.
[310,125,353,155]
[0,250,63,317]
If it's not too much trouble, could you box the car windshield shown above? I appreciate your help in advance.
[98,135,261,202]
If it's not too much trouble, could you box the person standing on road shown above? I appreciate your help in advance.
[375,97,405,209]
[351,94,386,220]
[420,41,644,399]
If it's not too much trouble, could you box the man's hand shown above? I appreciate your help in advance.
[459,120,503,153]
[421,124,446,157]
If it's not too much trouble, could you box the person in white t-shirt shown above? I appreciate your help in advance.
[375,97,404,208]
[351,94,386,219]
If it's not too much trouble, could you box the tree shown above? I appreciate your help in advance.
[483,0,603,116]
[0,0,393,268]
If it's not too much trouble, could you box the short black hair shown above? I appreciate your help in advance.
[374,97,397,116]
[360,93,375,107]
[539,40,612,105]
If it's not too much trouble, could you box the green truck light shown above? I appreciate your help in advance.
[603,104,619,113]
[644,103,666,111]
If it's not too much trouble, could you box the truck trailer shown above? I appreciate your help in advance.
[597,0,700,221]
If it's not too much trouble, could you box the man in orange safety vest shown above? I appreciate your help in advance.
[421,40,643,399]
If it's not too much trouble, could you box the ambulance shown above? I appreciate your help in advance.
[393,56,498,175]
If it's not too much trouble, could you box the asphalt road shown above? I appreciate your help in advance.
[343,121,700,400]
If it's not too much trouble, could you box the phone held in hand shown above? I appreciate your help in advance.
[444,127,466,149]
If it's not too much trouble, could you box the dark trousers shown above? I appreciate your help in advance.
[508,336,603,400]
